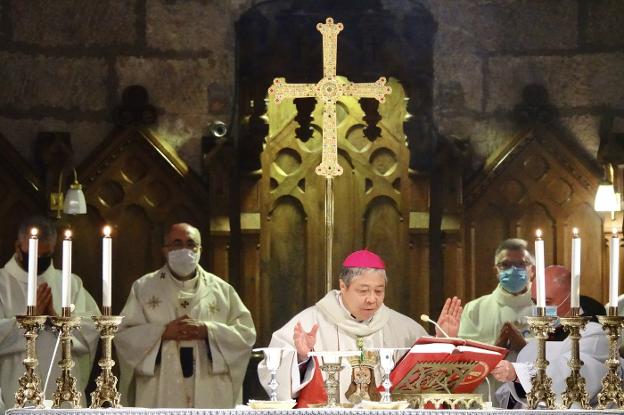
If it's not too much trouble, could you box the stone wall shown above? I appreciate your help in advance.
[0,0,622,173]
[0,0,251,172]
[425,0,624,164]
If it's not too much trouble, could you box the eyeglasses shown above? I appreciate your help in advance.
[164,240,200,251]
[496,260,530,270]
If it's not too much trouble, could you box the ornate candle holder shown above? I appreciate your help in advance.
[90,312,124,408]
[526,312,557,409]
[559,308,590,409]
[14,311,48,408]
[309,351,359,407]
[50,308,82,408]
[596,307,624,409]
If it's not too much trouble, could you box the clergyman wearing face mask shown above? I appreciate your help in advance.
[115,223,256,408]
[458,238,536,346]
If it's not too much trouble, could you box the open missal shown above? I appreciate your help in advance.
[389,337,507,394]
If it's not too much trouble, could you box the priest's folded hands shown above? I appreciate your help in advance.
[161,314,208,340]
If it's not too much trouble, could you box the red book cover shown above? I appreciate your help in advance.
[389,337,507,394]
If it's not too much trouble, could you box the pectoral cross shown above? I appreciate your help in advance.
[268,17,392,291]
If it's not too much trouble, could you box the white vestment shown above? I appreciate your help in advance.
[115,265,256,408]
[459,284,533,345]
[496,321,609,408]
[0,256,100,409]
[258,290,428,403]
[458,284,534,406]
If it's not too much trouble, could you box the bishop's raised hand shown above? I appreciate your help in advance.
[293,321,319,363]
[436,296,463,338]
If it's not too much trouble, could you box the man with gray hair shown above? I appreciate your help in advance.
[459,238,535,349]
[258,249,462,407]
[0,215,100,408]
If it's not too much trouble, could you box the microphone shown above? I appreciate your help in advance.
[420,314,450,338]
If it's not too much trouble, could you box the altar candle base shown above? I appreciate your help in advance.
[90,314,124,408]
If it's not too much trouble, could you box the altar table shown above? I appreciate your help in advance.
[7,408,624,415]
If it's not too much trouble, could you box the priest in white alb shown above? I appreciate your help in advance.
[459,239,535,349]
[258,249,463,406]
[115,223,256,408]
[0,216,100,409]
[492,265,609,408]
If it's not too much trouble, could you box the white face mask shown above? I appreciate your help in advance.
[167,249,199,277]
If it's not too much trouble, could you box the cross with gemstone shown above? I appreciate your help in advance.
[268,17,392,178]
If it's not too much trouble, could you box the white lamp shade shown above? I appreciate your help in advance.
[594,183,618,212]
[63,185,87,215]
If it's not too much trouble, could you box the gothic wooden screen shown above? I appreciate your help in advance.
[259,79,416,342]
[67,127,211,314]
[464,126,605,303]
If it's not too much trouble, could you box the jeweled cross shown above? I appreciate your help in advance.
[268,17,392,178]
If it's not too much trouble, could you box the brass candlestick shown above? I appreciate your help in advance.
[597,307,624,409]
[526,312,557,409]
[559,308,590,409]
[50,308,82,408]
[90,314,124,408]
[14,313,48,408]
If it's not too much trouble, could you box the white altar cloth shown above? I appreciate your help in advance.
[6,408,624,415]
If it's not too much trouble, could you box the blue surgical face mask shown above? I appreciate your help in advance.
[498,266,529,294]
[544,294,570,318]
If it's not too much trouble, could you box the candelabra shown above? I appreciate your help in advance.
[559,308,590,409]
[526,312,557,409]
[90,310,123,408]
[50,308,81,408]
[14,309,47,408]
[597,307,624,409]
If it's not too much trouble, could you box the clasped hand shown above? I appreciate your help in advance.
[162,314,208,340]
[36,282,56,316]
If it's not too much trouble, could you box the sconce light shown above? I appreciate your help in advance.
[51,169,87,218]
[594,182,618,212]
[594,164,620,213]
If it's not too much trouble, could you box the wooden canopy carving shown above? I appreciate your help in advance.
[464,125,604,302]
[69,127,210,313]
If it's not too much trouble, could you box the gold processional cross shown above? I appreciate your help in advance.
[269,17,392,293]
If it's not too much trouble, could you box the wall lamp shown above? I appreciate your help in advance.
[50,169,87,218]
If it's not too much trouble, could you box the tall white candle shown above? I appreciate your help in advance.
[535,229,546,308]
[571,228,581,309]
[27,228,38,308]
[62,230,72,308]
[102,226,112,309]
[610,228,620,307]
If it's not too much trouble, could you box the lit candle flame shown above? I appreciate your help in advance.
[536,229,542,239]
[64,229,72,239]
[572,227,579,237]
[30,227,38,237]
[103,225,112,237]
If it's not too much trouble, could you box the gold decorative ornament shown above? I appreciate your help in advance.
[50,310,82,408]
[90,314,124,408]
[397,392,483,409]
[345,351,380,404]
[597,307,624,409]
[559,308,590,409]
[268,17,392,293]
[525,313,557,409]
[13,314,48,408]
